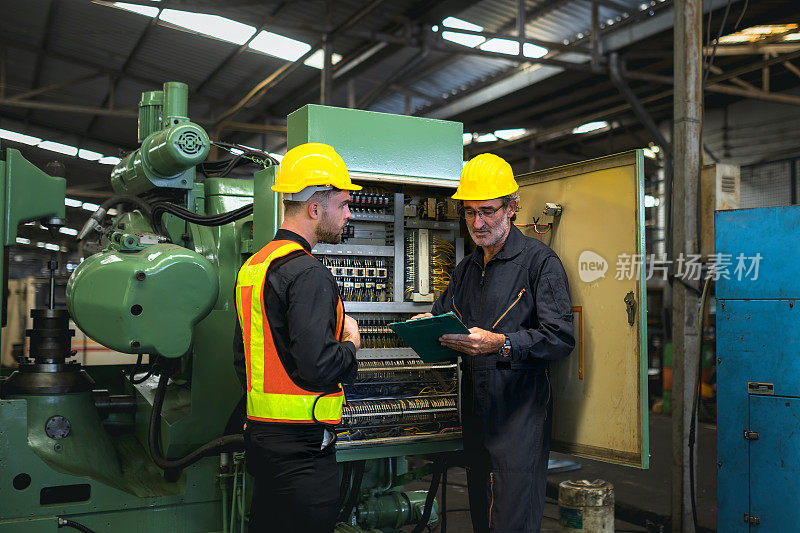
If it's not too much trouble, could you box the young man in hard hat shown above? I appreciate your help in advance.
[412,153,575,532]
[233,142,361,533]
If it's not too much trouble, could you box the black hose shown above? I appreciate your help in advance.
[150,201,253,235]
[338,460,365,523]
[77,195,154,241]
[689,276,713,531]
[57,518,95,532]
[149,370,244,477]
[441,457,447,533]
[130,354,159,385]
[411,458,444,533]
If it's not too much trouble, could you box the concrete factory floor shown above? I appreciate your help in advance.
[403,414,717,532]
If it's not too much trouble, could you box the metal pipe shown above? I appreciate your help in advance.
[609,53,672,152]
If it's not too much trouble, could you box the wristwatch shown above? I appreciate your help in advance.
[498,335,512,357]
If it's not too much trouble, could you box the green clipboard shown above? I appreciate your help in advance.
[389,312,470,362]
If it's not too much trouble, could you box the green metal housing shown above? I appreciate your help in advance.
[66,244,219,358]
[287,104,463,186]
[110,82,209,196]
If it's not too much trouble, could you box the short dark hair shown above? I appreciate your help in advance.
[283,187,342,216]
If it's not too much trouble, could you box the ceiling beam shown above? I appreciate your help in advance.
[212,0,390,126]
[421,0,739,119]
[7,72,105,102]
[0,36,239,110]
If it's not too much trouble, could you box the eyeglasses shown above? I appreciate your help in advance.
[461,206,504,221]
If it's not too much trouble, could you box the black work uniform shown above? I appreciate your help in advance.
[431,224,575,533]
[233,229,358,533]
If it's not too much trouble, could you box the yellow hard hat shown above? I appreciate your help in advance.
[452,153,518,201]
[272,142,362,196]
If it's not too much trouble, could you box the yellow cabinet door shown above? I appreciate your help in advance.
[516,150,649,468]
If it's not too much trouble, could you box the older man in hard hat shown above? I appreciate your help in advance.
[233,142,361,533]
[412,153,575,532]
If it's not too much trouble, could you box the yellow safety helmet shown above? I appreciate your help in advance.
[273,142,361,200]
[452,153,518,201]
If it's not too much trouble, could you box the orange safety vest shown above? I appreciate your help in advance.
[235,239,345,424]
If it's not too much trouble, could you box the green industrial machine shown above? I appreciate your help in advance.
[0,83,461,532]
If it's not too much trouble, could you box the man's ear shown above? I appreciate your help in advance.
[307,201,320,220]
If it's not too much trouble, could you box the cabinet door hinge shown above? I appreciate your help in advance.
[743,430,759,440]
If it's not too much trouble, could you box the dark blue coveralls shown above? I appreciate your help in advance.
[432,224,575,532]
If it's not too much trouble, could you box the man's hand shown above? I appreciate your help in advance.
[440,327,505,356]
[409,313,433,320]
[341,314,361,350]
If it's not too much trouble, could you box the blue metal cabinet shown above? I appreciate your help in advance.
[748,395,800,531]
[716,205,800,532]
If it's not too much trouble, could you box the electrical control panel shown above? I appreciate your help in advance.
[311,185,464,446]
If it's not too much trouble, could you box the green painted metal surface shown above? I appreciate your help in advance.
[287,105,463,184]
[0,148,65,246]
[0,148,65,329]
[66,244,219,358]
[0,399,222,531]
[252,167,279,250]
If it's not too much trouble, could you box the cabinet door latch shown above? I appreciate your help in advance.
[743,430,759,441]
[743,514,760,525]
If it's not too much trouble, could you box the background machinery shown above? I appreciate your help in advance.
[0,82,466,532]
[0,81,650,532]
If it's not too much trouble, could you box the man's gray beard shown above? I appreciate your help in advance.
[470,216,509,248]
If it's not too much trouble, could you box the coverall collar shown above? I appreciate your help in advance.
[274,228,313,253]
[471,223,526,267]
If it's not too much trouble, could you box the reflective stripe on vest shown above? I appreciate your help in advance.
[235,239,344,424]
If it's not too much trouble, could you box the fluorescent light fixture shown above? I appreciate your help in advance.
[572,121,609,134]
[82,202,100,212]
[107,208,118,216]
[45,243,60,251]
[476,133,498,143]
[643,148,656,159]
[113,2,159,17]
[785,33,800,41]
[463,133,473,145]
[431,25,439,32]
[523,43,548,58]
[442,31,485,48]
[494,128,527,141]
[644,195,660,208]
[442,17,483,32]
[303,49,343,69]
[229,148,244,156]
[24,222,36,226]
[98,156,121,165]
[65,198,83,208]
[59,227,78,236]
[78,148,103,161]
[159,9,256,45]
[36,242,46,248]
[0,128,41,145]
[61,246,69,252]
[15,237,30,245]
[480,38,519,55]
[249,30,312,61]
[38,141,79,156]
